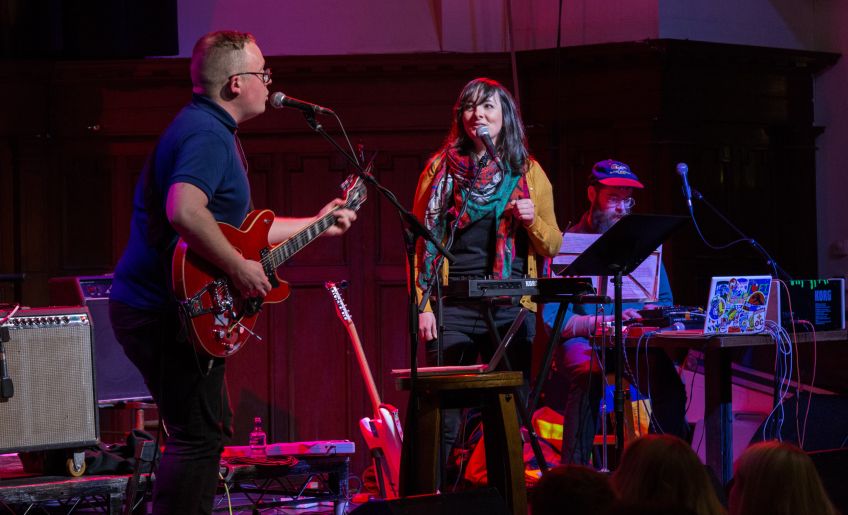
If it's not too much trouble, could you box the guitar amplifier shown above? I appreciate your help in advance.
[0,306,100,453]
[49,275,151,402]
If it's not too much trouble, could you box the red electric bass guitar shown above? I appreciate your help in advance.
[172,175,366,358]
[325,281,403,499]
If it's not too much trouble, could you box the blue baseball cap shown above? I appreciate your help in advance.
[589,159,644,189]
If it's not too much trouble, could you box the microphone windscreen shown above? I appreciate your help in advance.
[269,92,285,108]
[676,162,689,176]
[476,126,490,138]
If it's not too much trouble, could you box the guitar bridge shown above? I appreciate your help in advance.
[180,278,235,319]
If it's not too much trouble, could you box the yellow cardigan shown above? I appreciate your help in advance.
[412,155,563,313]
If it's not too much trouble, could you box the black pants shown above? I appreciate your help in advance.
[109,301,232,515]
[426,302,534,467]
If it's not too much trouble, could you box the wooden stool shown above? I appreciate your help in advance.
[396,371,526,515]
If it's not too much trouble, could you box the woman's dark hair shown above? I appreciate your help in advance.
[729,440,838,515]
[445,77,530,173]
[530,465,616,515]
[612,435,726,515]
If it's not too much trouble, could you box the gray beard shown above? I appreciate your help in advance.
[591,208,627,233]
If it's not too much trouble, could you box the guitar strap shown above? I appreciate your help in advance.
[146,129,255,303]
[234,130,255,211]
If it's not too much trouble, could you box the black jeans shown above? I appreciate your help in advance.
[109,301,232,515]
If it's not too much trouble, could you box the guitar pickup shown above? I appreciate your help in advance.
[181,297,210,318]
[259,247,280,288]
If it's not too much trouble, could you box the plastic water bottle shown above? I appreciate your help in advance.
[249,416,267,457]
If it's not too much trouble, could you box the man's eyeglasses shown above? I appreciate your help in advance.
[605,197,635,209]
[228,68,272,85]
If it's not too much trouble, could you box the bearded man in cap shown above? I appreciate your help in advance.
[542,159,689,465]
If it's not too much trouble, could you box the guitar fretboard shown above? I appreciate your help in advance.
[267,210,338,268]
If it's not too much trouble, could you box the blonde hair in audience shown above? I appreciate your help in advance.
[729,440,838,515]
[612,435,725,515]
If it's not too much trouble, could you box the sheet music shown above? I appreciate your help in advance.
[551,232,662,303]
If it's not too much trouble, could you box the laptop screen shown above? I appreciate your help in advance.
[704,275,773,334]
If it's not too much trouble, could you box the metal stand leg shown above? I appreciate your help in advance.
[481,306,549,473]
[528,302,569,414]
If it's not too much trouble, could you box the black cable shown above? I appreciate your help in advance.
[568,304,605,465]
[687,190,789,280]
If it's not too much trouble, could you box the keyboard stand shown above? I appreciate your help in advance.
[527,293,610,415]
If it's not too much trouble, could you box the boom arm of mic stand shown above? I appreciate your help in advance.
[691,189,790,280]
[301,112,454,263]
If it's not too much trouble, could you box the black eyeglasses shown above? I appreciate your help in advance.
[605,196,636,209]
[228,68,272,85]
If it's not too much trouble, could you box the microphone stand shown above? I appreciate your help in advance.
[300,112,454,492]
[417,156,488,364]
[612,270,625,463]
[686,186,790,427]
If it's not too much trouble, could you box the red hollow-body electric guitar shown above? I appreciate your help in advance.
[172,175,366,358]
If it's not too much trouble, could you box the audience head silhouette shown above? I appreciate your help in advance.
[530,464,616,515]
[612,435,725,515]
[729,440,837,515]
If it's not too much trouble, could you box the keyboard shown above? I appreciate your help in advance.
[445,277,594,299]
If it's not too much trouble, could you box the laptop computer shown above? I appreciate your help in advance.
[704,275,773,335]
[391,308,528,377]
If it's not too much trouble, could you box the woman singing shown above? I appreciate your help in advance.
[412,77,563,466]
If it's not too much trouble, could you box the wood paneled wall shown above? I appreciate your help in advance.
[0,41,836,473]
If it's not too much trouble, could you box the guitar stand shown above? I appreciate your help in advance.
[369,448,389,499]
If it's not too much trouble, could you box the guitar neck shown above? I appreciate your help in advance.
[344,320,383,415]
[268,210,337,267]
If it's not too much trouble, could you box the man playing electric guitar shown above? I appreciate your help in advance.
[109,31,357,515]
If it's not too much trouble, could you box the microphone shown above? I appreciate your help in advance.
[475,127,502,168]
[656,321,686,333]
[269,92,335,116]
[676,162,693,208]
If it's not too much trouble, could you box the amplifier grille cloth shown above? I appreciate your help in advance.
[0,323,98,452]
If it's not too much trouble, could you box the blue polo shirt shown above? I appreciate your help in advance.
[111,94,251,311]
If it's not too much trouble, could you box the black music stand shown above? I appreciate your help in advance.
[552,214,688,463]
